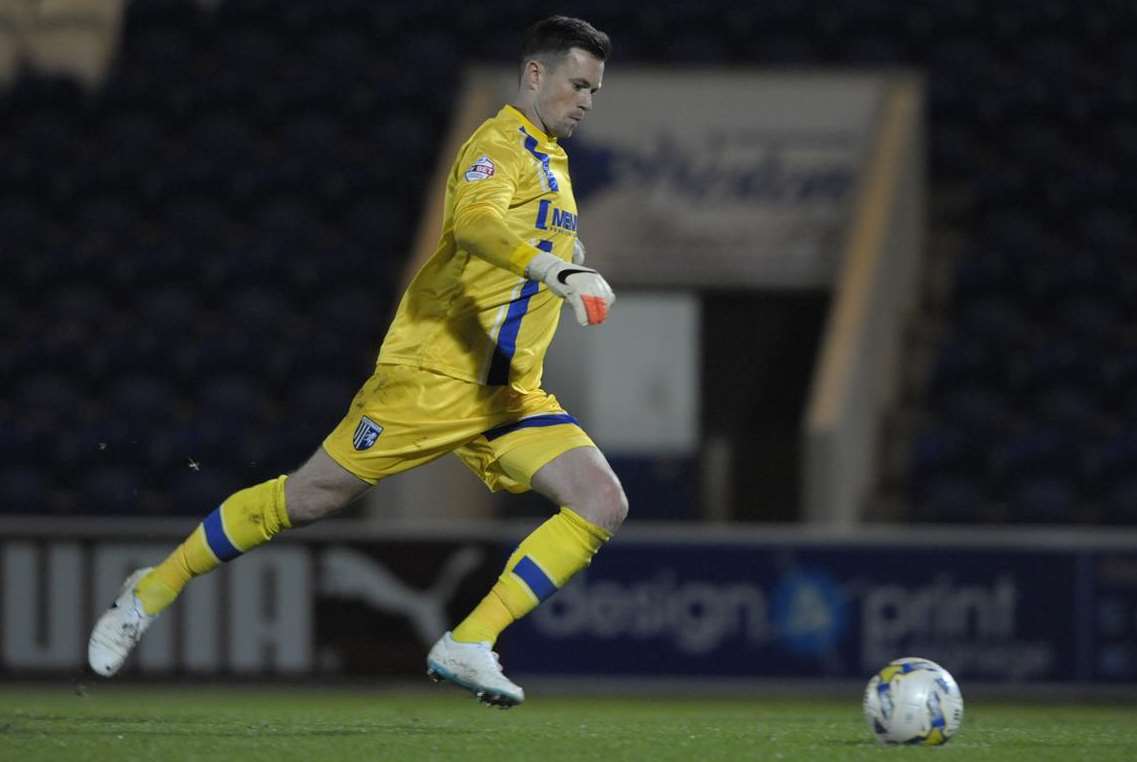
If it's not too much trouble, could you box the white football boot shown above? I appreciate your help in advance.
[426,631,525,708]
[88,567,158,677]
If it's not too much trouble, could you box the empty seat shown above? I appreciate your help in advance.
[911,474,989,523]
[114,369,181,411]
[285,374,357,434]
[927,334,1001,397]
[17,372,84,413]
[987,428,1078,495]
[169,466,242,516]
[197,374,265,425]
[1007,476,1076,524]
[936,385,1018,439]
[954,297,1033,350]
[1004,342,1101,400]
[1103,478,1137,525]
[80,465,144,514]
[136,286,199,333]
[0,465,50,512]
[0,198,52,247]
[908,422,986,485]
[76,196,139,238]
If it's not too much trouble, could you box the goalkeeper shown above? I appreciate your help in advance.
[89,15,623,708]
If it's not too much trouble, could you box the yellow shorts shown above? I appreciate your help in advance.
[323,364,595,493]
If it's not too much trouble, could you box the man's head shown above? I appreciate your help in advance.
[516,16,610,139]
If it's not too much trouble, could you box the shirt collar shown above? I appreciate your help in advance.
[504,104,556,144]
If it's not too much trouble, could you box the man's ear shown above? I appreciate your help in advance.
[523,59,543,91]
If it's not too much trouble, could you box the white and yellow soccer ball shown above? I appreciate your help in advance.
[863,657,964,745]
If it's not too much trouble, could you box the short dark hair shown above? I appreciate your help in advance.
[521,16,611,65]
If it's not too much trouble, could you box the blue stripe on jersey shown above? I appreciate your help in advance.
[512,555,558,601]
[535,198,551,230]
[519,127,559,192]
[485,240,552,386]
[483,413,578,441]
[486,279,541,386]
[203,506,241,562]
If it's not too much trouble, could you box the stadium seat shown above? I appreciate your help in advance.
[197,374,266,426]
[1008,476,1077,524]
[285,374,358,436]
[954,297,1033,351]
[108,373,180,422]
[0,461,50,510]
[911,474,990,524]
[986,427,1079,502]
[81,465,144,514]
[0,198,51,247]
[1032,386,1109,439]
[926,334,1001,399]
[169,466,242,516]
[1103,478,1137,525]
[908,423,986,485]
[935,385,1018,440]
[1003,342,1100,402]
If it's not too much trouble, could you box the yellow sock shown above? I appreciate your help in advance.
[453,507,610,644]
[134,475,290,615]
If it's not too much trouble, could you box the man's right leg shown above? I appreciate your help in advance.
[88,447,369,676]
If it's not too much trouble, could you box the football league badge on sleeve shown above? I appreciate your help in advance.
[464,155,496,182]
[352,416,383,450]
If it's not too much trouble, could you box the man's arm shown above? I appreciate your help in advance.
[455,209,614,326]
[451,139,614,325]
[453,203,542,277]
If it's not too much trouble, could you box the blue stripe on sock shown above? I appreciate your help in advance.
[203,506,241,562]
[512,555,558,601]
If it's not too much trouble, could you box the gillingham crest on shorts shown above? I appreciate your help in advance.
[352,416,383,450]
[464,154,495,182]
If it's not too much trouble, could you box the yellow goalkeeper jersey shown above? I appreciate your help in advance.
[377,104,579,392]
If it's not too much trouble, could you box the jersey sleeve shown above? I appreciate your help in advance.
[451,132,541,277]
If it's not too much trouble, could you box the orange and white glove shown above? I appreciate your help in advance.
[526,248,615,326]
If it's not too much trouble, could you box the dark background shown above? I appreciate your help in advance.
[3,0,1135,524]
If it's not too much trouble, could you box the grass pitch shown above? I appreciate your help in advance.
[1,683,1134,761]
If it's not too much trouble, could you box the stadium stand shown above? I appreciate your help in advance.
[2,0,1135,522]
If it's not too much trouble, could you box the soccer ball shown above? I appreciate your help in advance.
[863,657,964,745]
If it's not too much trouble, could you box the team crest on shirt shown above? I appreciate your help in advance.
[352,416,383,450]
[464,154,496,182]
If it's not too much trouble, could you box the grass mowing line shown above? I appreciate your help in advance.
[1,687,1136,762]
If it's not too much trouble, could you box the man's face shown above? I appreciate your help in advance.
[533,47,604,139]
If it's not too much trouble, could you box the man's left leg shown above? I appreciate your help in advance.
[427,439,627,706]
[453,445,626,643]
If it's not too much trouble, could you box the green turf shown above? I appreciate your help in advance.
[1,684,1134,761]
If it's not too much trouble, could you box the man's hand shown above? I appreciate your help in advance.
[526,250,615,326]
[572,238,586,265]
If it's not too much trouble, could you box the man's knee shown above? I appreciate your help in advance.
[285,449,370,525]
[577,471,628,535]
[285,474,342,525]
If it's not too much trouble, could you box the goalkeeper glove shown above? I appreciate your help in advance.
[526,248,615,326]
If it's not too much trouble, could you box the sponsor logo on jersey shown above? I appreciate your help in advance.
[551,207,577,232]
[352,416,383,450]
[464,155,496,182]
[534,199,577,232]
